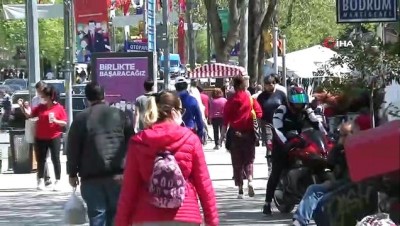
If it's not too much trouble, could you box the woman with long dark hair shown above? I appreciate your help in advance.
[19,85,67,191]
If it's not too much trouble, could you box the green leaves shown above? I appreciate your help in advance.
[278,0,346,52]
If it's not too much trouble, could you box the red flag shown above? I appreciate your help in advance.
[168,0,173,12]
[178,16,186,64]
[121,0,131,15]
[179,0,186,11]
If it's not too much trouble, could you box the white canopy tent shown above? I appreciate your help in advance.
[266,45,351,79]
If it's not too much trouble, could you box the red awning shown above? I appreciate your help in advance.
[188,63,247,79]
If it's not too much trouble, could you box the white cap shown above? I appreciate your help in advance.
[175,76,188,84]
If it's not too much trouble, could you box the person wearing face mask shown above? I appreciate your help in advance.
[30,81,53,187]
[263,86,327,215]
[19,85,67,191]
[67,82,134,226]
[116,91,219,226]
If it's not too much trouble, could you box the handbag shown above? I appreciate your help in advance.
[25,118,38,143]
[249,97,261,142]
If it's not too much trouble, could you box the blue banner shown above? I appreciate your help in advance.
[147,0,156,52]
[125,41,148,52]
[337,0,398,23]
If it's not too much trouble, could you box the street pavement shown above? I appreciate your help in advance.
[0,132,298,225]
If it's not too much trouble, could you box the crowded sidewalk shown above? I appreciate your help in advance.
[0,131,307,225]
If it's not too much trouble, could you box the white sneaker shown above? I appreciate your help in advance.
[292,220,302,226]
[37,179,45,191]
[53,180,61,191]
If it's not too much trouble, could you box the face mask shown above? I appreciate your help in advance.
[40,98,47,104]
[172,110,183,126]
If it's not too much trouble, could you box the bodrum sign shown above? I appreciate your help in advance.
[337,0,398,23]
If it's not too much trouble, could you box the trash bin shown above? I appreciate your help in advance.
[9,129,32,174]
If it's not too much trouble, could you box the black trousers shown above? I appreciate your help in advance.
[211,117,223,146]
[35,136,62,180]
[265,141,289,202]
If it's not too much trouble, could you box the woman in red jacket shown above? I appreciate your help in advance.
[115,91,219,226]
[219,76,263,199]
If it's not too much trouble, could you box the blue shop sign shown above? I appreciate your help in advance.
[337,0,398,23]
[125,41,148,52]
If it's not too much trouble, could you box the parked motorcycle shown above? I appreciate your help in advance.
[273,128,334,213]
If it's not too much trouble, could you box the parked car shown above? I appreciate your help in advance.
[3,79,28,90]
[44,79,65,95]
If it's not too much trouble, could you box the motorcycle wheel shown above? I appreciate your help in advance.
[273,189,295,213]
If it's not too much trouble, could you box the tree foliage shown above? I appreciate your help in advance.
[278,0,347,52]
[0,0,64,64]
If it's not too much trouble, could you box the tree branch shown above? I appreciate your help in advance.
[281,0,296,30]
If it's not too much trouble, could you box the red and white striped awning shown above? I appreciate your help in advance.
[188,63,247,78]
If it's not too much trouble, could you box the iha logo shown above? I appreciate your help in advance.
[323,37,354,49]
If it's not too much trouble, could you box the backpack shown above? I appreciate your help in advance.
[149,151,186,208]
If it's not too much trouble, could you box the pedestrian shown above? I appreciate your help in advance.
[219,76,262,199]
[31,81,52,186]
[189,83,209,143]
[67,82,134,226]
[257,75,287,147]
[115,91,219,226]
[134,79,154,132]
[175,76,204,138]
[209,88,227,150]
[19,85,67,191]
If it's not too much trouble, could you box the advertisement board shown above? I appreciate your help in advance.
[91,52,153,106]
[337,0,398,23]
[74,0,110,63]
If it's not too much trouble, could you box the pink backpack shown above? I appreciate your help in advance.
[149,151,186,208]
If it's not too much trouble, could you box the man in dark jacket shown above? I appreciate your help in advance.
[67,82,134,226]
[292,122,353,226]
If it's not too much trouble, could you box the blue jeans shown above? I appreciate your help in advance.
[293,184,330,225]
[80,177,121,226]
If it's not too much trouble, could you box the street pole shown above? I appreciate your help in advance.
[63,0,73,127]
[238,0,248,70]
[272,26,279,75]
[25,0,40,99]
[282,35,287,88]
[206,10,211,64]
[162,0,170,89]
[186,0,196,70]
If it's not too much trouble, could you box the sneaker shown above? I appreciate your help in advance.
[292,220,302,226]
[262,203,272,215]
[45,179,52,187]
[238,189,244,199]
[213,145,219,150]
[53,180,60,191]
[248,183,255,197]
[37,179,45,191]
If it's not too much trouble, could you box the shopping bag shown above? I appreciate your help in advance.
[25,118,37,143]
[64,189,87,225]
